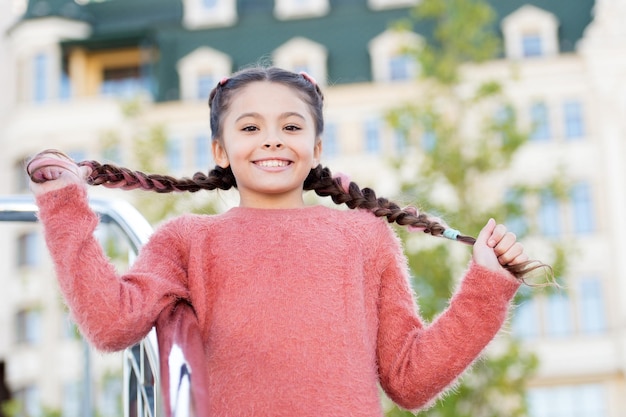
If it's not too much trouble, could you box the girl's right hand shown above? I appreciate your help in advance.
[27,150,90,196]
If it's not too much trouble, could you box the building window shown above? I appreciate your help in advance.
[368,0,419,10]
[322,123,338,158]
[65,46,153,98]
[369,30,421,82]
[194,134,212,170]
[563,100,585,140]
[522,33,543,57]
[421,130,436,152]
[389,54,414,81]
[501,5,559,60]
[33,53,48,103]
[512,288,540,339]
[182,0,237,28]
[570,182,594,234]
[177,47,231,101]
[530,102,551,141]
[364,119,381,154]
[272,37,328,86]
[527,384,607,417]
[579,278,606,334]
[62,381,81,417]
[538,191,560,237]
[16,308,41,345]
[17,232,40,267]
[167,138,183,172]
[504,189,528,236]
[13,385,41,417]
[545,292,572,337]
[274,0,330,20]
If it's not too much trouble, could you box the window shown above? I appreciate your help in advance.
[368,0,419,10]
[369,30,421,82]
[182,0,237,28]
[274,0,329,20]
[389,54,414,81]
[33,53,48,103]
[13,385,41,417]
[563,100,585,140]
[16,308,41,345]
[322,123,339,158]
[512,298,540,339]
[177,47,231,101]
[65,46,153,98]
[17,232,40,267]
[545,292,572,337]
[570,182,594,234]
[504,188,528,236]
[522,33,543,57]
[62,381,81,417]
[530,102,551,141]
[579,278,606,334]
[394,129,407,154]
[194,134,212,170]
[501,5,559,60]
[272,38,328,86]
[421,130,436,152]
[527,384,607,417]
[167,138,183,172]
[364,119,381,154]
[538,191,560,237]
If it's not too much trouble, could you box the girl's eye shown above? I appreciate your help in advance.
[284,125,301,131]
[242,125,258,132]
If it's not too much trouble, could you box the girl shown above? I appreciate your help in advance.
[28,67,540,417]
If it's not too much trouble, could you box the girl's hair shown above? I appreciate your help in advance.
[27,66,548,282]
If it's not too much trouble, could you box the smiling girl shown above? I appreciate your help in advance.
[27,67,542,417]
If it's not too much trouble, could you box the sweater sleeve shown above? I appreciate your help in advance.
[36,184,191,352]
[374,224,521,410]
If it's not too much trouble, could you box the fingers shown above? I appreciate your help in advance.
[487,223,527,266]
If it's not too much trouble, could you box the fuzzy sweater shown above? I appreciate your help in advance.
[36,185,520,417]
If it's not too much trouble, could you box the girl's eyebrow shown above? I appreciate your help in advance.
[235,112,306,122]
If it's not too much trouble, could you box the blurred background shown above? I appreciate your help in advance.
[0,0,623,416]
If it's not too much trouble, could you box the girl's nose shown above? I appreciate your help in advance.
[262,133,284,148]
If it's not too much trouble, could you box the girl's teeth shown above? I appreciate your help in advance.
[257,160,288,167]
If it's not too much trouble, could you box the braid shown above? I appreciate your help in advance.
[79,160,237,193]
[305,164,548,282]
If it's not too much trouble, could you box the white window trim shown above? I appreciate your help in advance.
[177,47,232,101]
[368,0,419,11]
[368,29,421,82]
[274,0,329,21]
[501,5,559,60]
[272,37,328,86]
[182,0,237,29]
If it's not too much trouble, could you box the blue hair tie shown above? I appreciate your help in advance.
[442,228,460,241]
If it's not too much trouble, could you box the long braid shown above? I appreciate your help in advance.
[79,160,237,193]
[304,164,547,281]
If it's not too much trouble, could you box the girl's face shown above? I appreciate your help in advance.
[212,81,322,209]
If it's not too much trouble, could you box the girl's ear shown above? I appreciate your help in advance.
[312,139,322,168]
[212,140,230,168]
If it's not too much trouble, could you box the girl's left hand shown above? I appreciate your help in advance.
[472,218,528,273]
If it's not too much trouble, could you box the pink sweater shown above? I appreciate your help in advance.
[36,185,520,416]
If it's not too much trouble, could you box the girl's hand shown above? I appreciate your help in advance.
[472,218,528,273]
[27,150,90,196]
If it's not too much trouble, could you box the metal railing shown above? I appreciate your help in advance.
[0,194,166,417]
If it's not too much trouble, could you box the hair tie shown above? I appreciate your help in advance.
[219,77,229,86]
[442,228,460,241]
[332,172,351,193]
[299,71,317,86]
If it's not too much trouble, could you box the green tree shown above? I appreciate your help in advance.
[384,0,566,415]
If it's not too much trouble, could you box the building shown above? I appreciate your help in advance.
[1,0,624,415]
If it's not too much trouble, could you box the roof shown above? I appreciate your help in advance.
[19,0,595,100]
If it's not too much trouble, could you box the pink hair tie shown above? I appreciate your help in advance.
[299,71,317,86]
[219,77,229,86]
[333,172,351,193]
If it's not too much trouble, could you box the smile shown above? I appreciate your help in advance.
[254,159,291,168]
